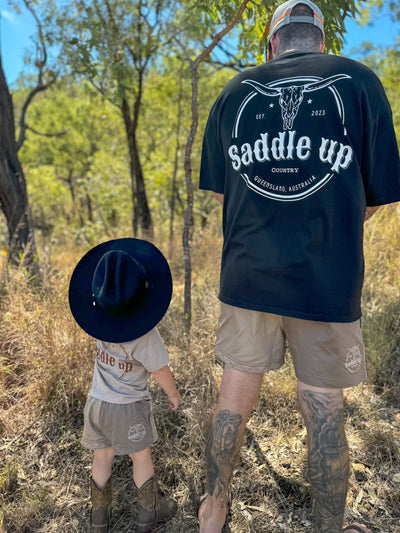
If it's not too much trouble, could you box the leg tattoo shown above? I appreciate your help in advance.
[206,409,243,498]
[299,390,349,533]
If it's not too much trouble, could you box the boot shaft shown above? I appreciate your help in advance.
[135,475,177,532]
[91,477,112,533]
[136,475,159,511]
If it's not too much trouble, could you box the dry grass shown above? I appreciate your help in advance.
[0,216,400,533]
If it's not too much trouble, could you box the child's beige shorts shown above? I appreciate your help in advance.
[215,303,366,388]
[81,396,158,455]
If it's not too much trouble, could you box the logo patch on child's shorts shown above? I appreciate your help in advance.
[345,345,362,373]
[128,424,146,442]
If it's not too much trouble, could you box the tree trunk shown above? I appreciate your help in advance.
[182,62,198,334]
[0,58,39,279]
[169,66,184,244]
[84,186,93,223]
[181,0,252,333]
[59,169,86,228]
[133,130,153,237]
[121,98,153,238]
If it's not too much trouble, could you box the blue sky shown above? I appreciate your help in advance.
[1,3,399,86]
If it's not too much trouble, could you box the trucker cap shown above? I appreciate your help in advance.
[268,0,325,43]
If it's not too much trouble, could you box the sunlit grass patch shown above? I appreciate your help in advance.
[0,212,399,531]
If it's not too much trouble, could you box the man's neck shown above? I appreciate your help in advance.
[274,47,317,59]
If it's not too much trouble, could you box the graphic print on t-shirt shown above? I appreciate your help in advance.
[96,343,141,381]
[228,75,353,202]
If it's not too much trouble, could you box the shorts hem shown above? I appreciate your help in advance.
[81,439,157,455]
[81,439,110,451]
[215,346,283,374]
[112,442,156,456]
[296,371,367,389]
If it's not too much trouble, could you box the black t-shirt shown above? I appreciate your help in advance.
[199,52,400,322]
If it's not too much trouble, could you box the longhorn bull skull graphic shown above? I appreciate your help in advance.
[242,75,351,130]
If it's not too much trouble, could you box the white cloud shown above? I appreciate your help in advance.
[1,10,16,24]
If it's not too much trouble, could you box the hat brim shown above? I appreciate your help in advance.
[68,238,172,343]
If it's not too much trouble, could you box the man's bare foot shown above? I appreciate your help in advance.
[198,494,228,533]
[343,524,372,533]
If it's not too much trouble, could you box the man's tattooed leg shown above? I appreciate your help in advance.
[206,409,243,499]
[298,387,349,533]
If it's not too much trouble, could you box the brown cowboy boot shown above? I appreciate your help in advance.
[134,475,177,532]
[90,476,112,533]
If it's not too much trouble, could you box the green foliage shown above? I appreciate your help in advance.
[7,0,391,248]
[55,0,188,105]
[17,80,132,244]
[13,57,232,244]
[196,0,363,63]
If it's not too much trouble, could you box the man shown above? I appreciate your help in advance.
[198,1,400,532]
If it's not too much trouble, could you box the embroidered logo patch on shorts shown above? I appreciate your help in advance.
[345,345,362,373]
[128,424,146,442]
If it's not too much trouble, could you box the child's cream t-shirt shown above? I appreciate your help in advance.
[89,327,170,404]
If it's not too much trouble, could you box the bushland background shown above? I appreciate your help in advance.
[0,1,400,532]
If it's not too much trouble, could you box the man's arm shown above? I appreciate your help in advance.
[214,193,224,204]
[365,206,380,222]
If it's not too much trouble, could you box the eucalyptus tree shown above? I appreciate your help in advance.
[0,0,58,277]
[56,0,191,238]
[0,58,37,273]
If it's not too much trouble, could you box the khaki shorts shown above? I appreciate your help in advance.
[215,303,367,388]
[81,396,158,455]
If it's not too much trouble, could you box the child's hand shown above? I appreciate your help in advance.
[168,391,182,411]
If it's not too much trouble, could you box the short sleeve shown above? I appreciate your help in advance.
[199,98,226,194]
[128,328,170,372]
[361,87,400,206]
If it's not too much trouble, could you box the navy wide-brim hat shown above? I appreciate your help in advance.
[68,238,172,343]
